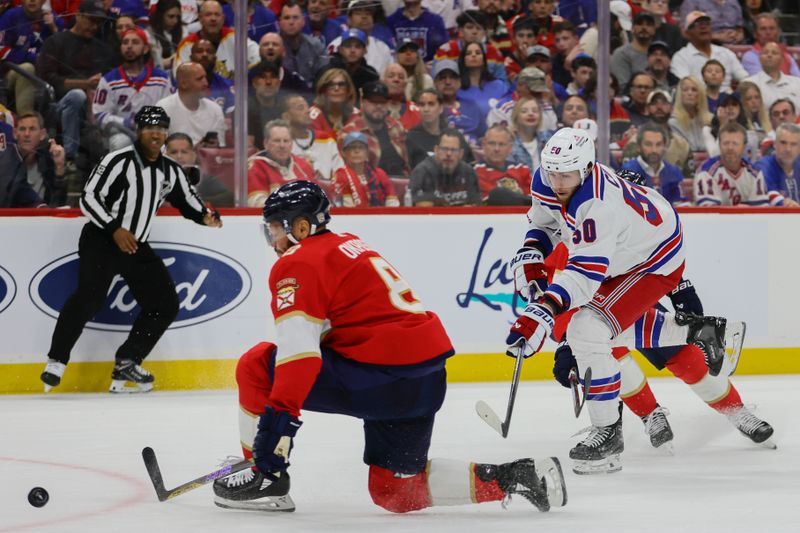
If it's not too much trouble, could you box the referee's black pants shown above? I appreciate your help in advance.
[47,223,179,365]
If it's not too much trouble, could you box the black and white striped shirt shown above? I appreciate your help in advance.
[80,143,207,241]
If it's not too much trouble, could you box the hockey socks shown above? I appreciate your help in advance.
[665,345,742,412]
[613,348,658,418]
[235,342,278,458]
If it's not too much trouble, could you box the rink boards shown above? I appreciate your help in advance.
[1,208,798,393]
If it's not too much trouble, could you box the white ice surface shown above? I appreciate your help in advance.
[1,376,798,533]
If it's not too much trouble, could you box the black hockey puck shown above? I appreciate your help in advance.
[28,487,49,507]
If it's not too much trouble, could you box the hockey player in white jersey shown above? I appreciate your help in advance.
[506,127,728,474]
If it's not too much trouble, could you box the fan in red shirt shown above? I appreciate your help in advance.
[474,124,532,205]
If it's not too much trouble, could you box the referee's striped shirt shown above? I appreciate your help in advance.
[80,143,207,242]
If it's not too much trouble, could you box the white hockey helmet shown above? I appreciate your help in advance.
[539,127,595,186]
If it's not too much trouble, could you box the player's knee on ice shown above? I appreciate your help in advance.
[368,465,431,513]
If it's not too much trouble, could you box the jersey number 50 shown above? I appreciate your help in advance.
[370,257,425,314]
[620,179,663,226]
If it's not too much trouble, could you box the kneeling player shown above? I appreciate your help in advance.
[213,181,567,513]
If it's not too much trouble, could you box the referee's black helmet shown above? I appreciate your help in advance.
[263,180,331,231]
[135,106,170,129]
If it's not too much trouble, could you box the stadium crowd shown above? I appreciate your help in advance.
[0,0,799,208]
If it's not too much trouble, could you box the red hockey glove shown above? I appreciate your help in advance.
[509,247,548,301]
[506,303,554,358]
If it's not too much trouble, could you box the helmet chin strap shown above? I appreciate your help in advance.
[285,222,318,245]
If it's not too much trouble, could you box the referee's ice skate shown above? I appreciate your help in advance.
[109,359,154,393]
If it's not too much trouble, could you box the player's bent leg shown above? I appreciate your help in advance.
[235,342,277,459]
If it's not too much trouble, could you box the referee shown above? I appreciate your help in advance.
[41,106,223,394]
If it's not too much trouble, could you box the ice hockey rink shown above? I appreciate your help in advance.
[2,375,797,533]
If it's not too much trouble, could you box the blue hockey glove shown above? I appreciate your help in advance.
[553,342,577,389]
[506,303,554,358]
[252,407,302,480]
[669,278,703,315]
[509,247,548,301]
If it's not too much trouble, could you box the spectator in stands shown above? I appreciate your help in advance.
[701,59,727,113]
[278,1,328,84]
[739,80,773,144]
[583,74,634,144]
[386,0,447,62]
[741,12,800,77]
[669,76,712,151]
[396,38,433,100]
[328,0,393,77]
[528,0,562,50]
[622,123,689,205]
[333,131,400,207]
[94,28,173,151]
[0,112,66,207]
[702,92,760,160]
[475,124,531,205]
[408,128,481,206]
[434,10,507,82]
[646,40,679,91]
[246,60,285,148]
[407,88,473,169]
[475,0,512,58]
[282,93,343,183]
[756,122,800,205]
[157,62,226,147]
[679,0,745,44]
[220,0,277,44]
[321,28,379,95]
[433,59,486,145]
[611,11,657,87]
[383,64,421,130]
[147,0,183,70]
[341,81,410,179]
[640,0,685,52]
[769,99,798,131]
[422,0,462,33]
[247,118,316,206]
[310,68,357,137]
[559,94,591,128]
[256,31,311,98]
[457,41,510,118]
[37,0,114,166]
[741,0,775,41]
[0,0,63,115]
[624,72,656,126]
[165,132,233,207]
[175,0,260,79]
[259,31,283,63]
[509,96,551,169]
[304,0,340,47]
[671,11,748,91]
[107,15,136,66]
[504,16,538,83]
[566,55,596,96]
[744,42,800,110]
[695,122,769,205]
[190,39,234,114]
[551,21,583,88]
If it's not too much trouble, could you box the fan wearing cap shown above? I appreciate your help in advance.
[433,10,508,84]
[340,81,410,179]
[320,28,379,95]
[431,59,486,145]
[645,41,679,91]
[327,0,393,79]
[610,11,656,89]
[396,38,434,100]
[93,27,173,152]
[333,131,400,207]
[670,10,749,91]
[386,0,448,62]
[679,0,745,44]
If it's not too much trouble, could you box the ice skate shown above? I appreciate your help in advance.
[41,359,66,393]
[495,458,567,512]
[676,312,727,376]
[109,359,154,393]
[642,405,674,454]
[569,416,624,475]
[213,467,295,512]
[725,406,776,450]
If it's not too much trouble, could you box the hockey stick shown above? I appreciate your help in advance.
[724,321,746,376]
[141,447,254,502]
[475,344,525,438]
[568,367,592,418]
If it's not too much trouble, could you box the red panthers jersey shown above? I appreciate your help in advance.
[267,231,453,415]
[474,163,532,201]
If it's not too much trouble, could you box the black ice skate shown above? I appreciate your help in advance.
[726,406,776,450]
[477,458,567,512]
[641,405,674,454]
[676,312,727,376]
[569,415,624,475]
[41,359,66,393]
[109,359,154,393]
[213,467,295,512]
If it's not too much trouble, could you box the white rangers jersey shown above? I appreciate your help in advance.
[694,156,769,206]
[526,163,685,313]
[93,65,173,128]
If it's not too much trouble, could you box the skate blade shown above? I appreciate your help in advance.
[572,454,622,475]
[757,438,777,450]
[655,442,675,456]
[213,494,295,512]
[109,379,153,394]
[43,384,53,393]
[535,457,567,507]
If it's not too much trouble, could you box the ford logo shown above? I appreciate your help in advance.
[0,264,16,314]
[29,242,252,331]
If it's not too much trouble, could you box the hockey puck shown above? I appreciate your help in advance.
[28,487,49,507]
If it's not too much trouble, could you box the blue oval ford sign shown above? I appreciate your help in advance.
[29,242,252,331]
[0,264,16,314]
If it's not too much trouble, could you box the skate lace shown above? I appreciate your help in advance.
[223,468,255,488]
[643,406,671,436]
[43,361,65,377]
[134,364,152,377]
[572,425,611,449]
[729,408,763,435]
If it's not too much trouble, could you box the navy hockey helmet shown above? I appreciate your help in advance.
[262,180,331,243]
[135,106,170,129]
[617,169,647,186]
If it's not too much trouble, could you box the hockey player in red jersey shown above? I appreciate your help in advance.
[212,181,567,513]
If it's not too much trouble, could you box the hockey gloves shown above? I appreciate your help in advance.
[506,303,554,358]
[510,247,548,301]
[553,342,578,389]
[669,278,703,316]
[252,407,302,480]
